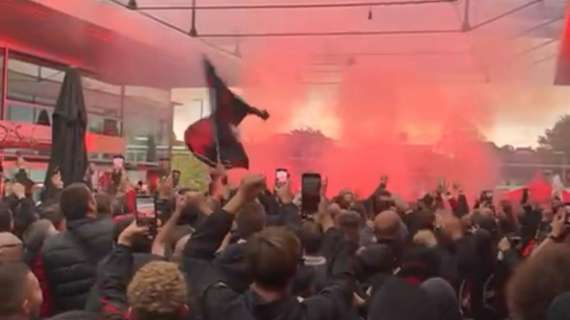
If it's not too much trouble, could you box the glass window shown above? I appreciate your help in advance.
[7,54,64,106]
[6,53,124,135]
[7,102,34,122]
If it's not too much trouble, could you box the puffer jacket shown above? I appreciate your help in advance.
[41,217,114,315]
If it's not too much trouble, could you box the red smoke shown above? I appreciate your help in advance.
[230,39,500,201]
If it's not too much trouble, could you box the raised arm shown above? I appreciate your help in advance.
[183,175,266,260]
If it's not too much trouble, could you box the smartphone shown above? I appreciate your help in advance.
[275,168,289,185]
[302,173,321,214]
[135,196,158,235]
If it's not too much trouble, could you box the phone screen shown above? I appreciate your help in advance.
[302,173,321,214]
[136,196,155,213]
[135,197,158,234]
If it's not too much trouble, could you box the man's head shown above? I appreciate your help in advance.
[94,193,112,218]
[438,214,464,241]
[335,210,362,243]
[374,190,395,214]
[235,201,266,240]
[374,210,404,243]
[0,232,23,262]
[336,189,355,209]
[16,155,25,168]
[246,227,302,291]
[0,203,13,232]
[508,245,570,320]
[127,261,188,320]
[299,221,323,256]
[0,262,42,319]
[60,183,96,221]
[41,204,65,231]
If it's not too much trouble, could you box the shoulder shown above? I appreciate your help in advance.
[42,232,69,251]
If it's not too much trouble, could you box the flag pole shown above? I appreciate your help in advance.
[204,59,223,167]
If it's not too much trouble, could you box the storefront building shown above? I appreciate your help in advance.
[0,0,239,181]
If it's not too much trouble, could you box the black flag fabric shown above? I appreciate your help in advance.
[185,59,269,169]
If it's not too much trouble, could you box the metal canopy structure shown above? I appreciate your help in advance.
[111,0,568,84]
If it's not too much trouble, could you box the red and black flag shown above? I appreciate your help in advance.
[184,59,269,169]
[555,6,570,84]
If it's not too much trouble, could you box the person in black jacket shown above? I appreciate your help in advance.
[181,174,356,320]
[213,201,266,293]
[0,202,13,233]
[6,182,38,239]
[41,183,114,315]
[98,220,189,320]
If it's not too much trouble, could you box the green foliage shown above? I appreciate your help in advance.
[171,150,209,192]
[539,115,570,154]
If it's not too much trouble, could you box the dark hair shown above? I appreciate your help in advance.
[41,204,64,229]
[398,245,441,283]
[60,183,91,221]
[355,244,395,279]
[0,203,13,233]
[246,227,301,290]
[298,221,323,255]
[94,193,112,217]
[508,245,570,320]
[0,262,31,316]
[409,210,436,235]
[178,203,204,227]
[235,202,265,240]
[113,217,152,253]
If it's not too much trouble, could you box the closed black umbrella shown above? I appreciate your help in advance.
[44,69,88,191]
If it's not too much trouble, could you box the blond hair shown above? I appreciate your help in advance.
[127,261,188,320]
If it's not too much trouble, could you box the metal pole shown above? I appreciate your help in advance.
[120,85,125,137]
[167,94,174,162]
[0,47,8,120]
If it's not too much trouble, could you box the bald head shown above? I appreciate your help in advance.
[0,232,23,262]
[374,210,403,242]
[439,215,463,240]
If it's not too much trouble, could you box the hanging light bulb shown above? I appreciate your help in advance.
[189,0,198,36]
[127,0,138,9]
[368,7,373,20]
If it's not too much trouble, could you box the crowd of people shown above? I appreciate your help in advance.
[1,159,570,320]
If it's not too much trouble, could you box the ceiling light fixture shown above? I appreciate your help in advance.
[189,0,198,36]
[461,0,471,31]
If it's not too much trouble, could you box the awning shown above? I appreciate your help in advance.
[0,0,241,88]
